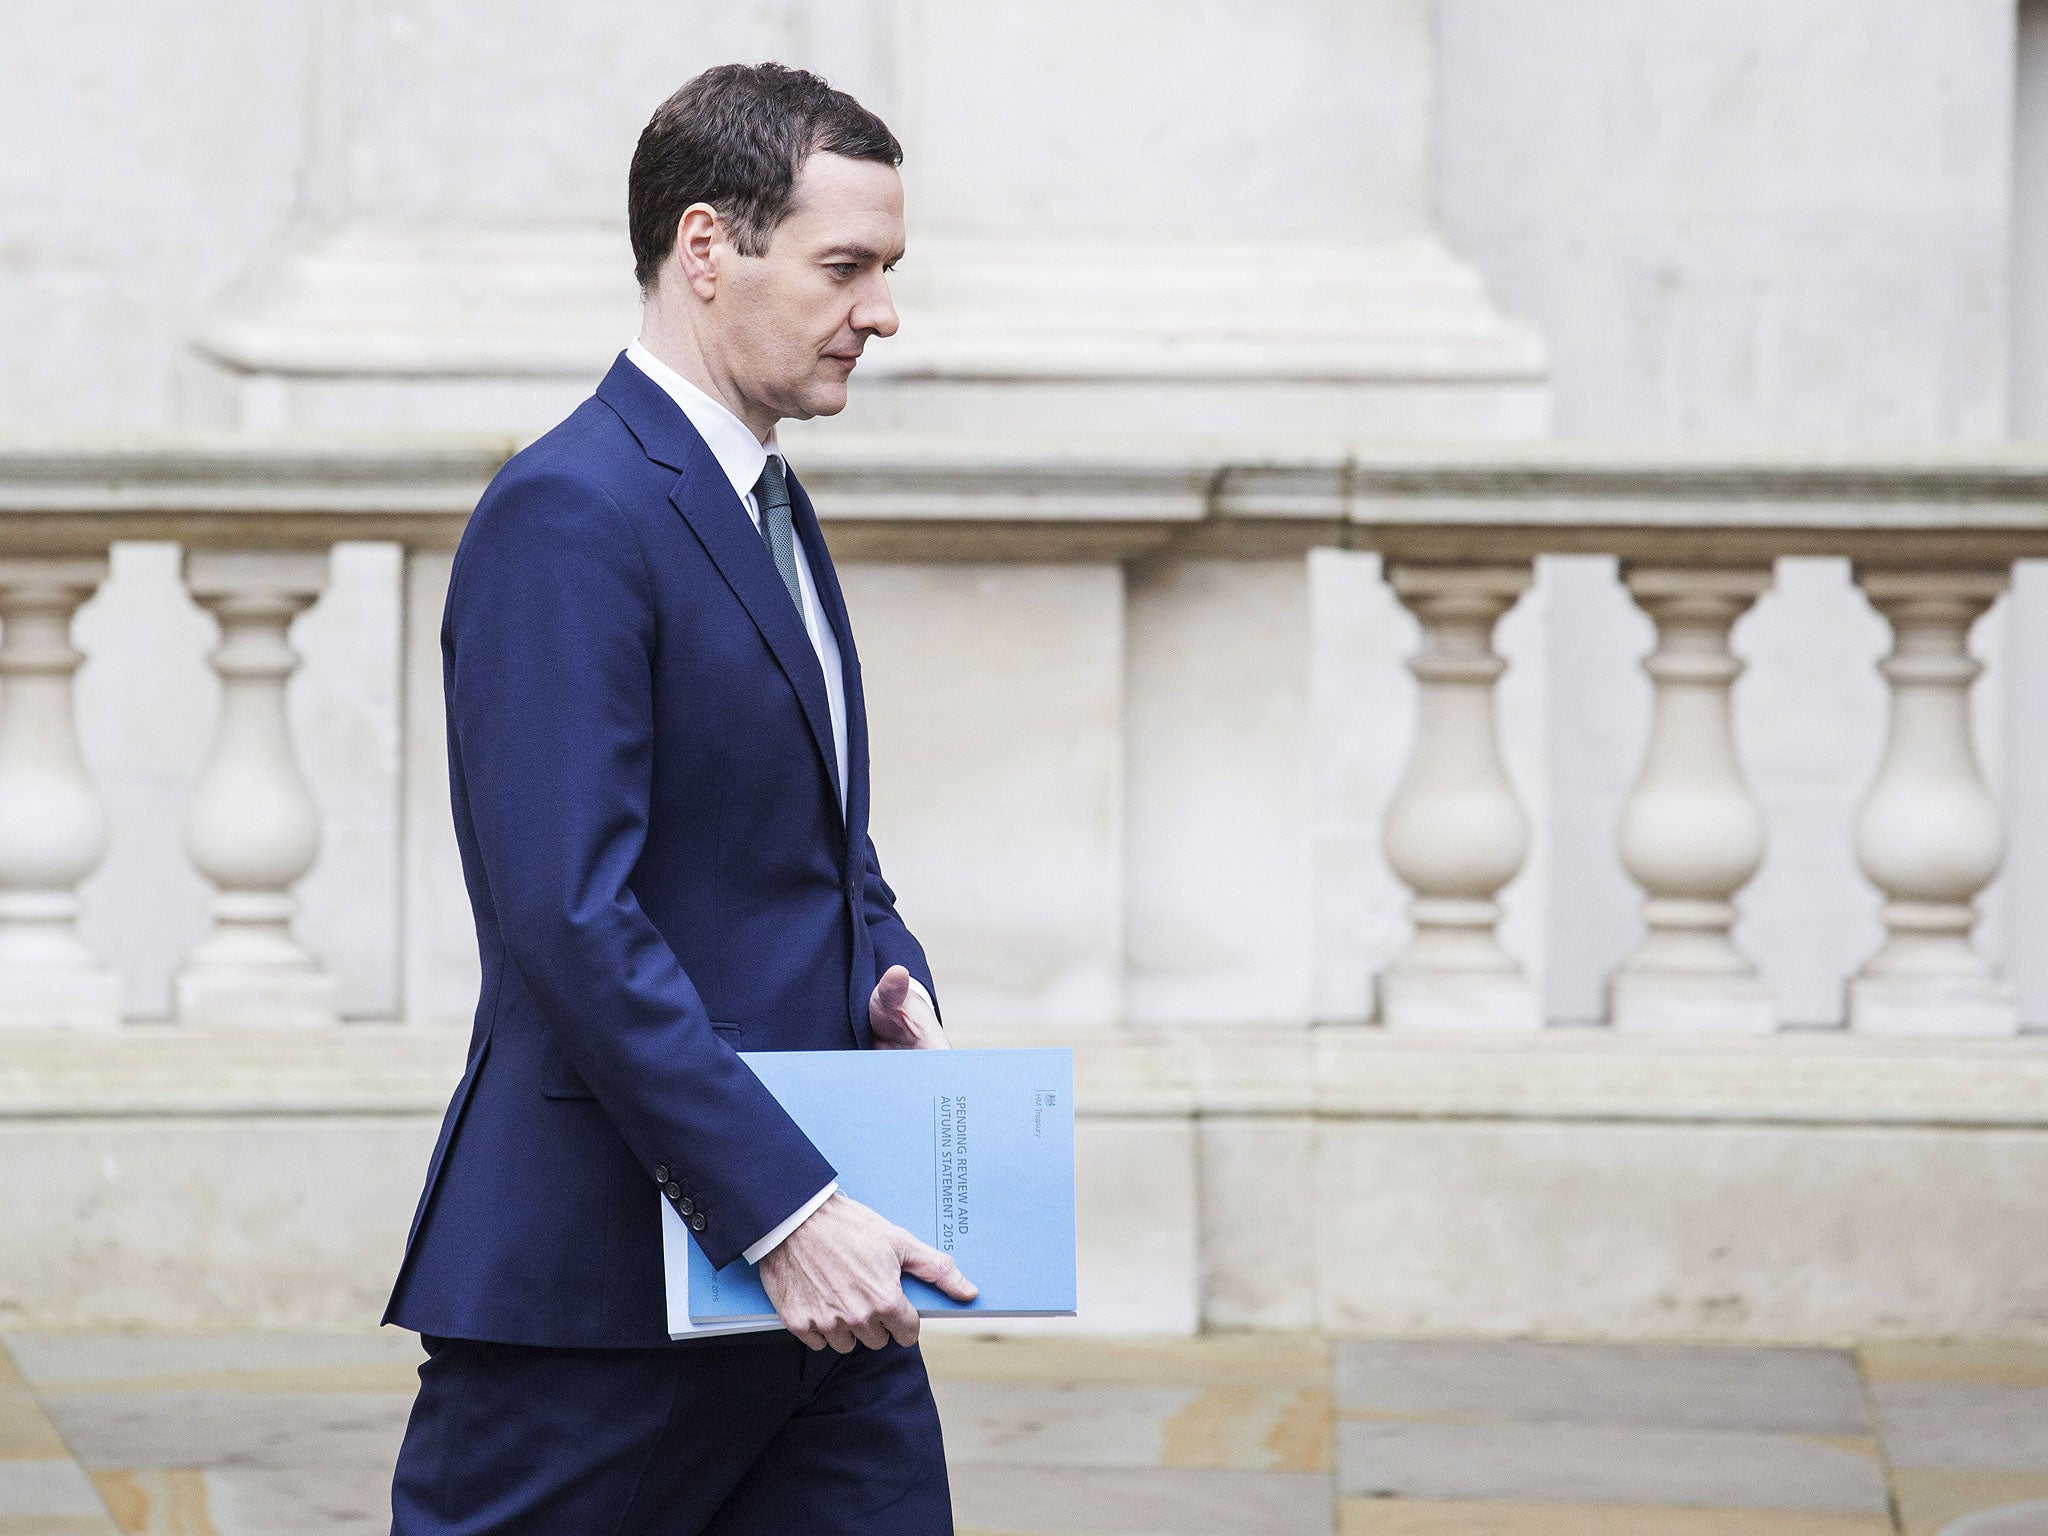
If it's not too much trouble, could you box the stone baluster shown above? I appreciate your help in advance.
[1610,566,1776,1032]
[0,558,122,1028]
[174,551,338,1027]
[1379,562,1540,1031]
[1847,567,2015,1036]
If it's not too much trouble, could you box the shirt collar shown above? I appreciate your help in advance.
[625,339,780,503]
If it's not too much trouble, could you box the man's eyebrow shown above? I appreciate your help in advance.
[817,243,902,263]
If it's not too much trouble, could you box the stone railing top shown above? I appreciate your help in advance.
[3,432,2047,562]
[0,433,517,552]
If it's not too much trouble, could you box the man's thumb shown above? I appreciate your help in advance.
[870,964,910,1017]
[901,1239,978,1302]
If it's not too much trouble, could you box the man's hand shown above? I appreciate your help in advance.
[757,1191,977,1351]
[868,964,945,1049]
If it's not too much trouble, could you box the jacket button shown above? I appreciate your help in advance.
[654,1165,670,1184]
[664,1182,682,1201]
[690,1213,707,1232]
[678,1197,694,1216]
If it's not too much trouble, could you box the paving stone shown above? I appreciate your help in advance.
[1860,1344,2048,1391]
[1890,1469,2048,1536]
[1337,1497,1897,1534]
[934,1380,1197,1468]
[0,1461,107,1519]
[1160,1385,1331,1473]
[24,1329,2048,1535]
[950,1463,1332,1535]
[934,1379,1331,1473]
[0,1397,72,1462]
[203,1462,394,1536]
[38,1394,410,1473]
[1337,1418,1889,1512]
[87,1469,217,1536]
[1873,1384,2048,1473]
[1335,1339,1867,1434]
[2,1335,420,1395]
[926,1334,1329,1389]
[1936,1501,2048,1536]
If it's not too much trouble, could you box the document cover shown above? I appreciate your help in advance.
[664,1047,1076,1337]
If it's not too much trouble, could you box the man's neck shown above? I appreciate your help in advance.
[636,303,777,444]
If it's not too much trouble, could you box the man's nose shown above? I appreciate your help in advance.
[853,275,899,339]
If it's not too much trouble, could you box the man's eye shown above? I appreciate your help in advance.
[828,263,858,279]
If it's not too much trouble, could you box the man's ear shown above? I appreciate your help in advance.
[673,203,722,301]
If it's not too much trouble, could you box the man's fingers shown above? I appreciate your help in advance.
[901,1239,979,1302]
[823,1320,857,1355]
[851,1316,890,1351]
[780,1308,825,1351]
[885,1294,921,1348]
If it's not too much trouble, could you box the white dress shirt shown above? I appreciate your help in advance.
[626,340,928,1264]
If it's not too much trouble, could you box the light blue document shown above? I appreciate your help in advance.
[663,1047,1076,1337]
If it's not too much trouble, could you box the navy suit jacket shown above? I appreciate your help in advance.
[384,354,937,1349]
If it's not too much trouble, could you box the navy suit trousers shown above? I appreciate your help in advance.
[389,1332,952,1535]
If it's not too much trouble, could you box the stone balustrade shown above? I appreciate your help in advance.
[2,436,2047,1040]
[6,434,2048,1346]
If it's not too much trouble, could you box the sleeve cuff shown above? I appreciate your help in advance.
[905,976,935,1014]
[741,1179,837,1265]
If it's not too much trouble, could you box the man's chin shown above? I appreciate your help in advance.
[765,381,851,424]
[801,383,853,419]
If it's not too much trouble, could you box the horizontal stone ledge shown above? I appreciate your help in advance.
[2,1023,2045,1128]
[3,435,2048,562]
[9,433,2048,499]
[0,434,506,555]
[193,228,1550,385]
[961,1025,2048,1126]
[0,1025,473,1117]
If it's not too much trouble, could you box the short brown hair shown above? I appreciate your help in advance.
[628,63,903,290]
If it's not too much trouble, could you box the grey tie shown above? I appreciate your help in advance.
[752,457,804,618]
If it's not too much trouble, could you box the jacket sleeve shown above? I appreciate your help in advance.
[446,464,835,1269]
[860,831,939,1021]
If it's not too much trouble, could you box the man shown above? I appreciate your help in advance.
[383,63,973,1535]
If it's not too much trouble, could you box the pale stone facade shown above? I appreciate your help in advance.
[1,1,2046,1341]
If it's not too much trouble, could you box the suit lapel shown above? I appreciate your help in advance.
[789,471,875,1047]
[675,479,845,807]
[789,471,867,851]
[596,356,843,817]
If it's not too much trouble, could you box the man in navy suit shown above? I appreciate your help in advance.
[384,62,974,1535]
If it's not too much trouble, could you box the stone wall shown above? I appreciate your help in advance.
[12,1,2041,1025]
[5,4,2048,1343]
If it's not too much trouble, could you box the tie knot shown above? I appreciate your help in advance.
[753,456,790,513]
